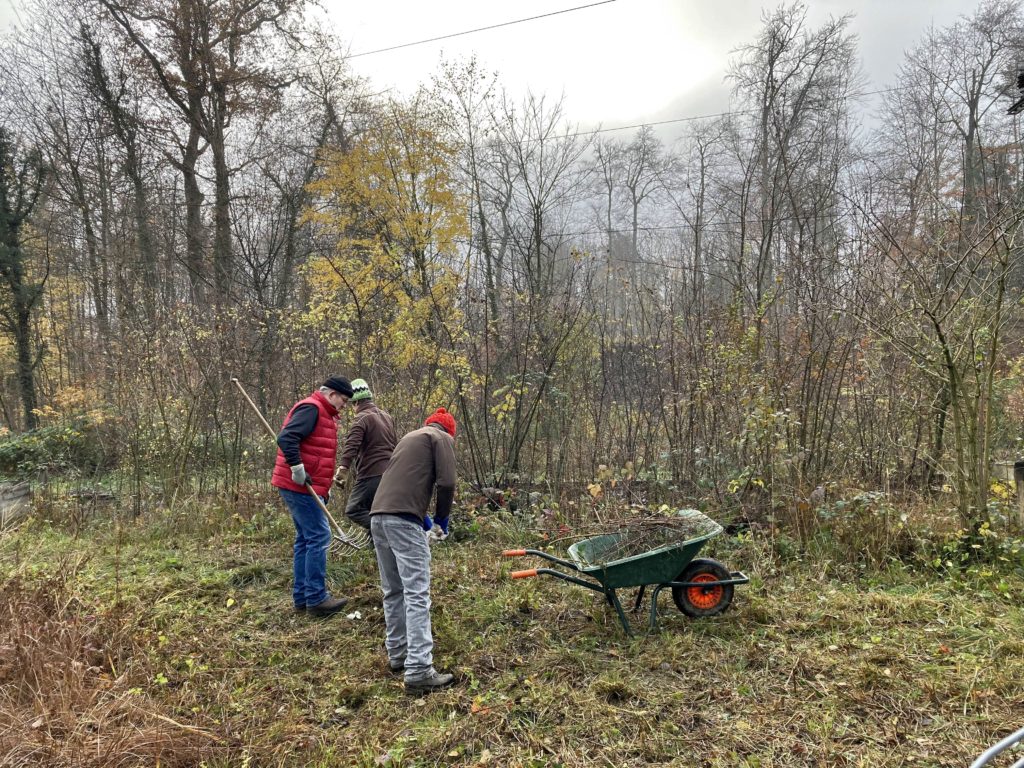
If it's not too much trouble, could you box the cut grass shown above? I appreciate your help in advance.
[1,502,1023,767]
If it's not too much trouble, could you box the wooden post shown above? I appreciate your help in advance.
[1014,460,1024,528]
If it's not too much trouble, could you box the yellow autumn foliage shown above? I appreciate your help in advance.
[302,95,471,406]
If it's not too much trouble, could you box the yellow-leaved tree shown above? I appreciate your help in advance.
[303,93,471,416]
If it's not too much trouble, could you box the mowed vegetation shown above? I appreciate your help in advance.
[2,491,1023,767]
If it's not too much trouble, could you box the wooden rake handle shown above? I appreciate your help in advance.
[231,377,278,440]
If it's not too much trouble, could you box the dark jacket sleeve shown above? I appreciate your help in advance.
[276,405,318,467]
[434,486,455,520]
[338,416,366,471]
[433,434,456,519]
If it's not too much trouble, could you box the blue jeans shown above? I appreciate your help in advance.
[278,488,331,607]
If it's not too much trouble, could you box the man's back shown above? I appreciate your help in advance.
[341,402,397,478]
[371,424,456,520]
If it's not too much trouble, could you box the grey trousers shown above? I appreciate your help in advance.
[370,514,435,681]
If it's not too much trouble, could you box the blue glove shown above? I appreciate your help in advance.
[435,516,449,536]
[422,515,433,531]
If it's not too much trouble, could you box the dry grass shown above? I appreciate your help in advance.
[1,498,1023,767]
[0,564,223,767]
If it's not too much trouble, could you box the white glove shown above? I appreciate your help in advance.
[333,467,348,489]
[290,464,311,486]
[426,526,449,545]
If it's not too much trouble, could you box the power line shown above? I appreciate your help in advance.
[348,0,617,58]
[584,86,896,140]
[286,13,896,147]
[250,84,897,157]
[5,0,23,25]
[336,85,897,157]
[576,87,898,139]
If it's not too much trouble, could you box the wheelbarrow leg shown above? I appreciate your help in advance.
[631,585,646,613]
[649,585,668,631]
[606,589,633,637]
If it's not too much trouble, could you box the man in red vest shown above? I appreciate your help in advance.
[272,377,354,617]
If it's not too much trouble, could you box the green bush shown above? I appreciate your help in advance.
[813,490,917,566]
[921,520,1024,573]
[0,419,114,477]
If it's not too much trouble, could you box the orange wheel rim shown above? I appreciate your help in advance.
[687,573,723,610]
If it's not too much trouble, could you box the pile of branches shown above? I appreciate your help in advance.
[584,510,720,564]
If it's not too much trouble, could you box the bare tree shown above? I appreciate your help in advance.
[97,0,307,303]
[0,127,48,430]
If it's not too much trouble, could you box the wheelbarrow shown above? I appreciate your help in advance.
[970,724,1024,767]
[503,509,748,636]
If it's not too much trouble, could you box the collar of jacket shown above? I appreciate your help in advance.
[310,390,339,418]
[355,400,376,413]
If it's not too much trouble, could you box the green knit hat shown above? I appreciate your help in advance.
[350,378,372,402]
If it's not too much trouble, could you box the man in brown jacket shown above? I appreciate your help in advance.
[370,407,457,694]
[333,379,397,530]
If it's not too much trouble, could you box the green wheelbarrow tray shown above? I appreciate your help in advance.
[503,509,749,636]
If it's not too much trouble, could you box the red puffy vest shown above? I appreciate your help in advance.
[271,391,339,496]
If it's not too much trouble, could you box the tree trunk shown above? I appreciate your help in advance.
[0,130,46,432]
[182,123,206,304]
[210,83,233,304]
[14,303,37,430]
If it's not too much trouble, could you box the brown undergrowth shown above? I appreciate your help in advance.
[0,563,224,767]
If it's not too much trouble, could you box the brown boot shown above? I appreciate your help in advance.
[307,596,349,617]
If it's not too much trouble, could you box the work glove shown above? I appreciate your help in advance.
[427,518,449,545]
[333,467,348,489]
[290,464,312,486]
[422,515,433,532]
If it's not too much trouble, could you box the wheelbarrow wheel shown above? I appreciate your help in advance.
[673,558,733,618]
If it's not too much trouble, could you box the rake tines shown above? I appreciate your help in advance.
[329,524,372,553]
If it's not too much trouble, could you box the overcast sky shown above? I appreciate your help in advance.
[0,0,985,132]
